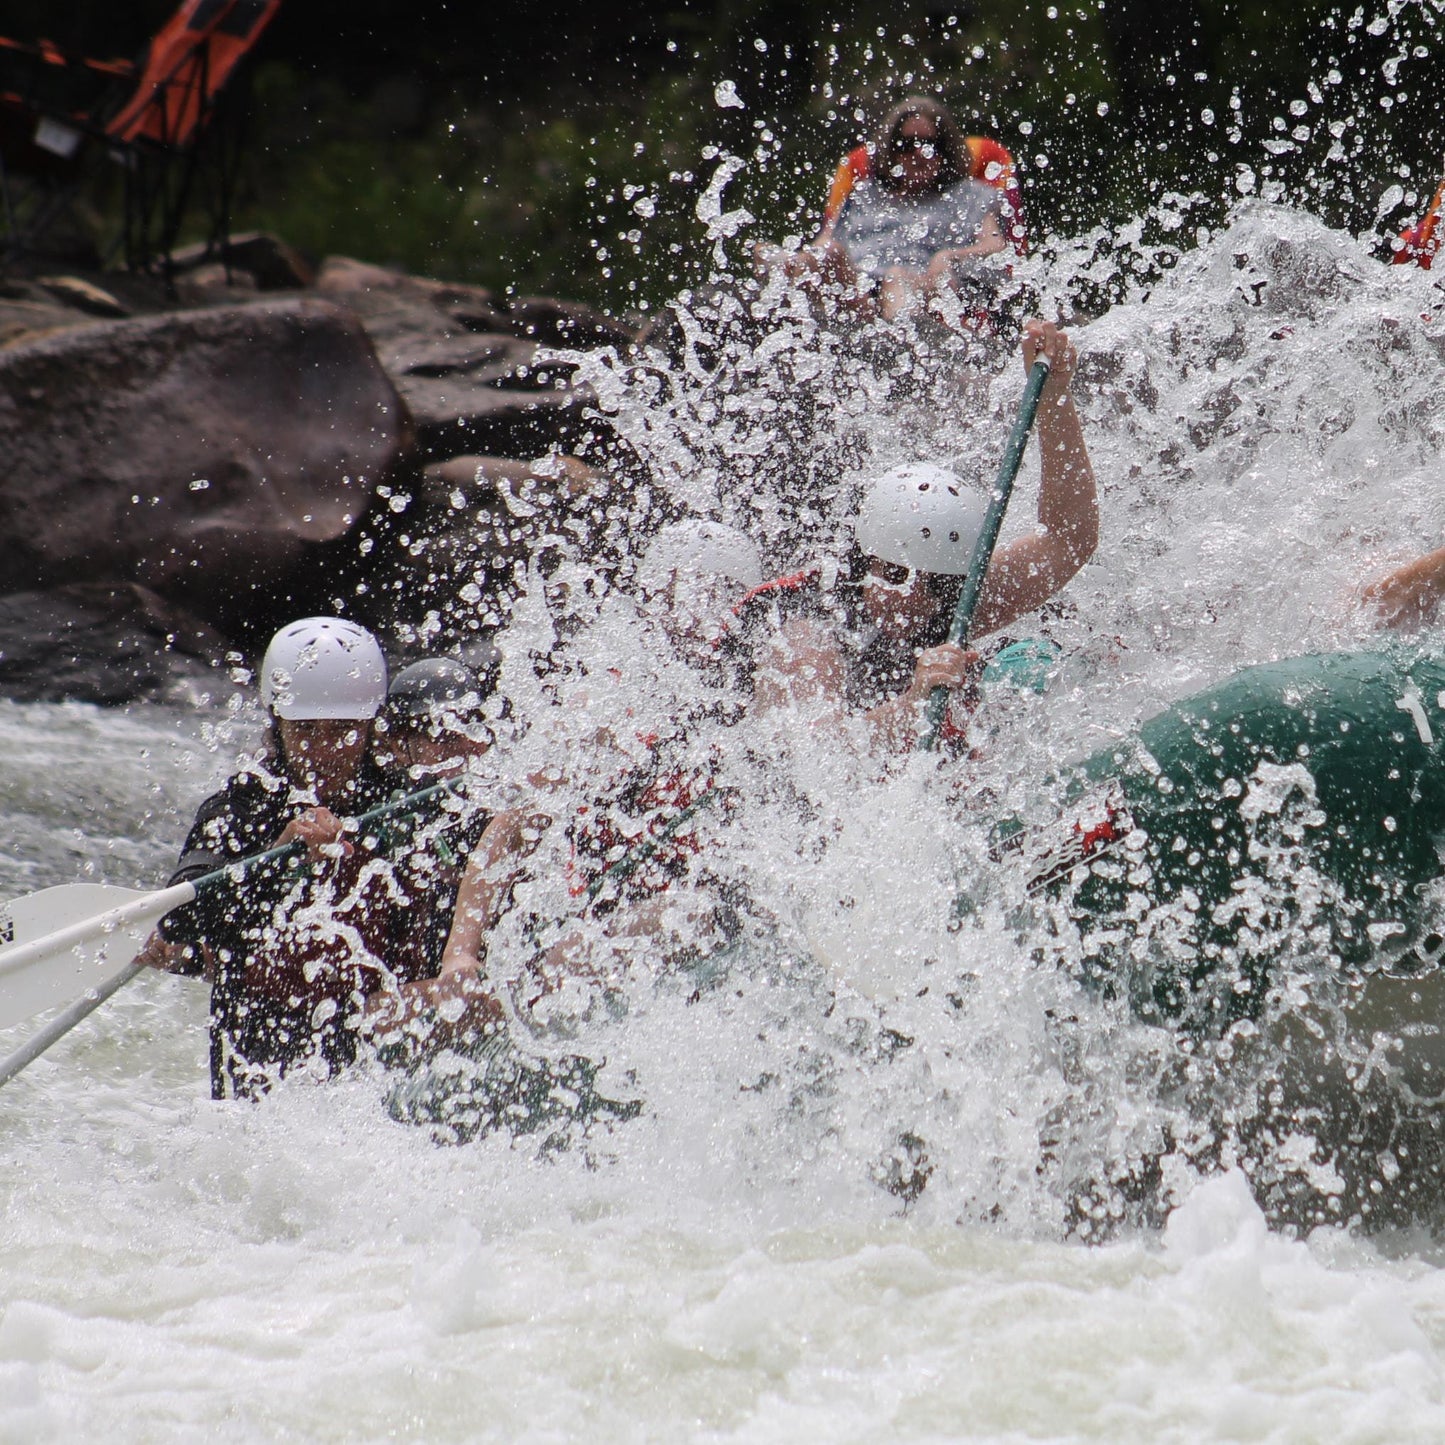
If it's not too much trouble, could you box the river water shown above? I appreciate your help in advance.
[8,203,1445,1439]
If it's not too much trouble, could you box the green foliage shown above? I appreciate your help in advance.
[54,3,1445,312]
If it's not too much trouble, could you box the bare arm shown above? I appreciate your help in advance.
[925,211,1008,274]
[751,617,850,720]
[864,644,983,753]
[1362,545,1445,629]
[970,320,1098,638]
[363,968,506,1045]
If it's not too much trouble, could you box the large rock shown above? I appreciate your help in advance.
[316,257,636,459]
[316,256,636,349]
[353,453,611,646]
[169,231,316,290]
[0,296,410,635]
[392,372,589,459]
[0,276,103,346]
[0,583,231,704]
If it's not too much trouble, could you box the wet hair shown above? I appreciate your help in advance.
[872,96,973,196]
[845,571,962,710]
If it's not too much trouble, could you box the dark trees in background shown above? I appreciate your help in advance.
[4,2,1441,309]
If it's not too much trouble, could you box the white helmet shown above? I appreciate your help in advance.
[854,463,987,576]
[637,520,763,594]
[260,618,388,720]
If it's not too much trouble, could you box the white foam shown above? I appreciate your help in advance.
[9,197,1445,1436]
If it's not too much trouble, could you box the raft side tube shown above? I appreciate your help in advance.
[1011,649,1445,1031]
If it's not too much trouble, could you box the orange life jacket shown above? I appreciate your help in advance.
[820,138,1027,255]
[1395,177,1445,270]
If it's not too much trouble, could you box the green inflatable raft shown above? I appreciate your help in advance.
[382,1022,642,1147]
[389,648,1445,1138]
[997,647,1445,1048]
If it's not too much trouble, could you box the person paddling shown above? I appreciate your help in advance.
[144,617,428,1099]
[380,651,506,779]
[432,522,762,1005]
[372,654,504,989]
[757,95,1015,327]
[723,320,1097,751]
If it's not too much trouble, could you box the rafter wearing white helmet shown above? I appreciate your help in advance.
[636,520,765,662]
[853,463,987,577]
[636,519,764,596]
[260,618,388,720]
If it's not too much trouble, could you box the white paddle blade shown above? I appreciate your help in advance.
[0,884,176,1029]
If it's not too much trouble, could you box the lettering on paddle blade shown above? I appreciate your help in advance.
[1396,682,1434,746]
[0,907,11,946]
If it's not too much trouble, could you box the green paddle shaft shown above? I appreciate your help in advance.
[918,357,1051,753]
[583,787,721,903]
[0,779,457,1088]
[178,778,458,900]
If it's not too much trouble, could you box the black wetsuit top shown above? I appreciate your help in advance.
[380,780,493,976]
[161,756,403,1099]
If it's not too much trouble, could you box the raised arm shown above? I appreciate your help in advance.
[970,320,1098,638]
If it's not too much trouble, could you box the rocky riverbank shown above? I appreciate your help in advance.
[0,236,641,703]
[3,206,1378,706]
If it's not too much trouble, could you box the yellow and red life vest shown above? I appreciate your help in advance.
[820,138,1027,256]
[1395,177,1445,270]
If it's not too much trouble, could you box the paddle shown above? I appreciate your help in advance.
[0,780,456,1086]
[918,355,1051,753]
[583,785,722,903]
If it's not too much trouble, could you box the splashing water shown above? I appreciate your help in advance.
[11,198,1445,1436]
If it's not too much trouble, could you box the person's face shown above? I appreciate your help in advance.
[394,716,492,777]
[862,558,944,641]
[888,115,943,194]
[646,566,739,664]
[277,718,370,800]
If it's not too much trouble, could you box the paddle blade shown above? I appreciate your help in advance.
[0,884,168,1029]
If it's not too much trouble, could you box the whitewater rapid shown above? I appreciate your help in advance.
[9,203,1445,1438]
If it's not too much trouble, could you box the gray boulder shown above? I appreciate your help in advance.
[168,231,316,291]
[0,583,232,705]
[356,453,609,646]
[0,296,410,635]
[315,257,635,459]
